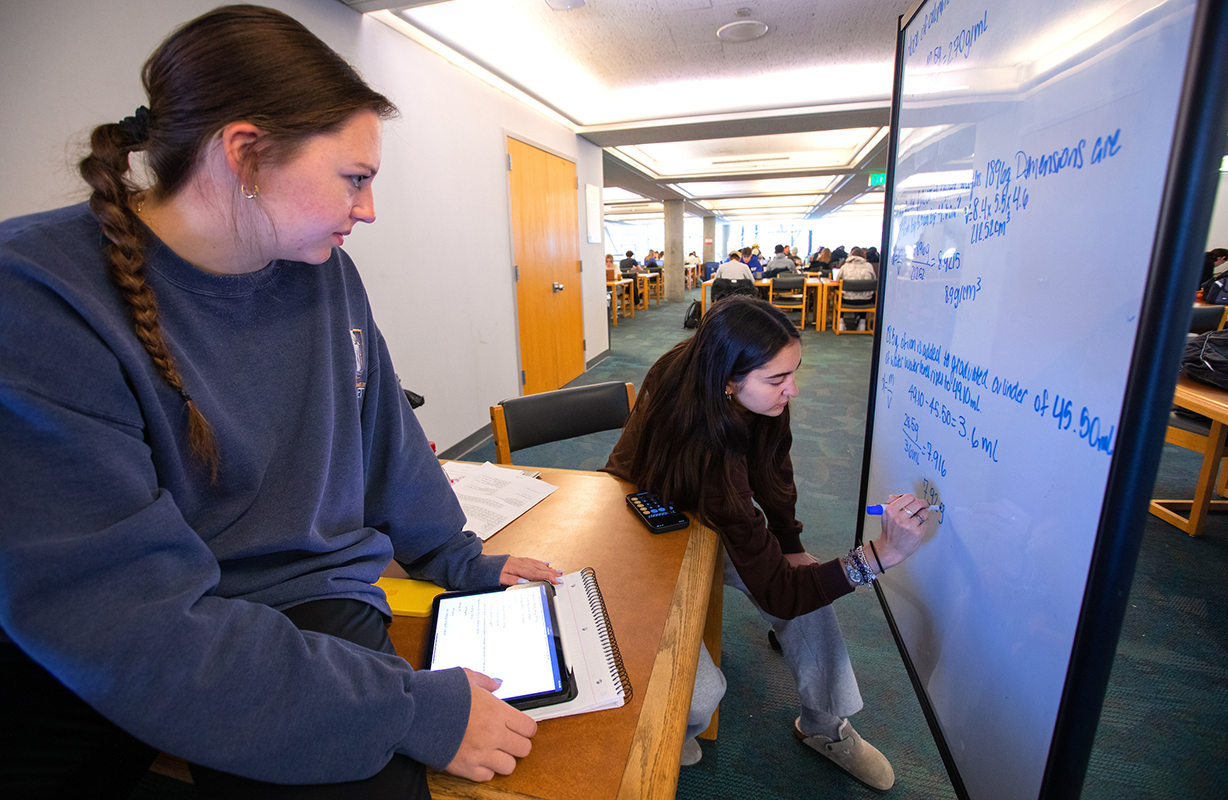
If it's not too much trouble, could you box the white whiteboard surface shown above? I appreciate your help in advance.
[868,1,1197,799]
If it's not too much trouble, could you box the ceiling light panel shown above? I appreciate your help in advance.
[601,187,648,203]
[704,195,821,210]
[671,176,841,198]
[613,128,880,179]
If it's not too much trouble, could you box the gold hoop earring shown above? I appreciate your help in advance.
[241,184,259,200]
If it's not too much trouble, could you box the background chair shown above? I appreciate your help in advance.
[711,278,758,304]
[1189,305,1228,336]
[490,381,636,465]
[835,278,877,334]
[769,274,807,326]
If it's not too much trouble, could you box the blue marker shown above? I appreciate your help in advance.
[866,504,941,515]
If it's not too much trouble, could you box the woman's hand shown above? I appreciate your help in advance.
[870,494,928,572]
[444,669,537,781]
[500,557,562,585]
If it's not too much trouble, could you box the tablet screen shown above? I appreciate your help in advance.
[427,583,573,709]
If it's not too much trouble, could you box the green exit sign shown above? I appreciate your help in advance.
[869,172,886,186]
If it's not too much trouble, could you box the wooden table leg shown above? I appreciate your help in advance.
[697,541,724,741]
[1149,419,1228,535]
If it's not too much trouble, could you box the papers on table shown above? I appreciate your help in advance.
[443,462,557,540]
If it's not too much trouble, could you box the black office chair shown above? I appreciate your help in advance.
[769,274,807,325]
[835,278,878,335]
[490,381,636,465]
[711,278,758,303]
[1189,305,1227,335]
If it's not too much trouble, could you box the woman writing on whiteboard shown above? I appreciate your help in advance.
[0,6,557,797]
[603,296,927,790]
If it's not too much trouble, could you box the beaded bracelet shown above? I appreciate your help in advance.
[845,546,876,586]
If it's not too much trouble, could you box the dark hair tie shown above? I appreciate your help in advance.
[119,106,151,144]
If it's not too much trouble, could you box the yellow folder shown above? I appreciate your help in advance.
[374,577,445,617]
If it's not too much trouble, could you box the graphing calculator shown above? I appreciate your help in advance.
[625,491,689,533]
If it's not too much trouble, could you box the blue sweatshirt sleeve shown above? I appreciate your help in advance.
[0,220,472,782]
[0,383,469,780]
[359,324,509,591]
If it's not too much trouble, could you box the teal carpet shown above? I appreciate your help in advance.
[462,288,1228,800]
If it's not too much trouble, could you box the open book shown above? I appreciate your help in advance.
[526,568,632,722]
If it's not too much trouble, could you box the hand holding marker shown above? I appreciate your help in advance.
[866,503,941,515]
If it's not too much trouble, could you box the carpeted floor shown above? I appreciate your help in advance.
[462,287,1228,800]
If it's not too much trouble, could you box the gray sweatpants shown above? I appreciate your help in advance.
[686,551,864,739]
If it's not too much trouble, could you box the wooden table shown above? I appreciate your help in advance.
[684,264,698,289]
[607,278,634,326]
[810,278,839,331]
[388,467,723,800]
[1149,375,1228,536]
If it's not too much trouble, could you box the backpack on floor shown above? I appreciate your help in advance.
[683,299,702,329]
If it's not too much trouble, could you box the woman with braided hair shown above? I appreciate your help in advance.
[0,5,554,797]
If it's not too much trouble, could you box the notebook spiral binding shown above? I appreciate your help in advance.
[579,566,633,702]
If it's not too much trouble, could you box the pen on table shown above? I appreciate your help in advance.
[865,504,941,515]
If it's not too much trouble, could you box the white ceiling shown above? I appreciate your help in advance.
[368,0,918,221]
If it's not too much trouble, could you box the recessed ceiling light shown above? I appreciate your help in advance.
[717,9,768,42]
[544,0,585,9]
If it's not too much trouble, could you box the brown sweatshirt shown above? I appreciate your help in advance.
[603,365,853,620]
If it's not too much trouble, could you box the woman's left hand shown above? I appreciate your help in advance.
[500,557,563,585]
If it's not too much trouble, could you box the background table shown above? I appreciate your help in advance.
[607,278,634,325]
[1149,375,1228,536]
[387,467,722,800]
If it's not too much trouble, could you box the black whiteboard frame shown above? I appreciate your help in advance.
[854,1,1228,798]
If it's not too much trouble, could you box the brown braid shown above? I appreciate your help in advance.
[79,122,220,482]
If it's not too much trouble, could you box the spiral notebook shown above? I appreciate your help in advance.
[524,567,632,722]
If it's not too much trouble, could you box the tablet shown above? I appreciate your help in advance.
[426,582,576,711]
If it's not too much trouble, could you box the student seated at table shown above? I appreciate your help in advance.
[714,250,754,281]
[619,250,640,271]
[0,6,558,797]
[838,248,878,331]
[762,244,797,278]
[603,297,926,789]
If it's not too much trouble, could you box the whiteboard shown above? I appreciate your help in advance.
[859,1,1216,798]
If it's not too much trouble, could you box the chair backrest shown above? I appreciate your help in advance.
[840,279,878,295]
[711,278,757,303]
[490,381,636,464]
[1190,305,1228,334]
[772,274,806,293]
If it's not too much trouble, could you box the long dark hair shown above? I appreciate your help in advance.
[628,296,802,522]
[78,5,399,481]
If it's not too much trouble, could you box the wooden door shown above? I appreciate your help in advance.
[507,137,584,395]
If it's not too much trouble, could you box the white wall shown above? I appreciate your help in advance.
[0,0,607,451]
[1206,170,1228,251]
